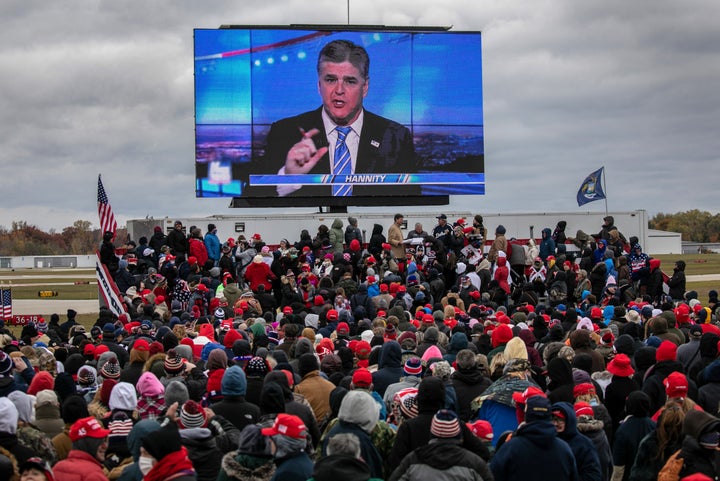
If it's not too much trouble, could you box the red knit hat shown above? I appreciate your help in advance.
[574,402,595,418]
[573,383,596,398]
[656,340,678,362]
[491,324,513,348]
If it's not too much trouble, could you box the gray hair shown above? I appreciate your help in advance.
[326,433,361,458]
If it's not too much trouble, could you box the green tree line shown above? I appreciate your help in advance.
[649,210,720,242]
[0,220,128,256]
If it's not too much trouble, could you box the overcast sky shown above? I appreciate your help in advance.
[1,0,718,232]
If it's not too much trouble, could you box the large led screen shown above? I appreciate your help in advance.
[194,27,484,204]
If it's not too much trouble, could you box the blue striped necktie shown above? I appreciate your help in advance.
[333,126,352,196]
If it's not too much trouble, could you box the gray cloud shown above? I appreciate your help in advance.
[0,0,718,230]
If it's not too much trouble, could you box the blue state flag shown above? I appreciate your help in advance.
[577,167,606,206]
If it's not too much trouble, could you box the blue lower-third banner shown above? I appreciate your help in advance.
[249,173,486,186]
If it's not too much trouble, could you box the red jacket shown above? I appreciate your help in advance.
[53,449,109,481]
[244,261,274,291]
[494,257,511,294]
[189,238,209,267]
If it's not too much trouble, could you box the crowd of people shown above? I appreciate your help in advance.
[1,213,718,480]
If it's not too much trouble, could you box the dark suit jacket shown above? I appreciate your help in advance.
[255,107,418,197]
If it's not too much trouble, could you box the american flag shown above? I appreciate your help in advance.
[97,174,117,241]
[0,287,11,319]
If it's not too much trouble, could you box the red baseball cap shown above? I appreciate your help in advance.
[336,320,349,335]
[261,413,307,439]
[327,310,340,322]
[282,306,293,315]
[69,416,111,441]
[467,420,493,441]
[132,339,150,352]
[351,368,373,388]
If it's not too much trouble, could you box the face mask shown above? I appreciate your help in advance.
[138,456,155,475]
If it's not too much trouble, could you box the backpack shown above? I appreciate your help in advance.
[657,449,683,481]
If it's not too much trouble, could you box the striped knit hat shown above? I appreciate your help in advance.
[77,366,97,386]
[404,357,423,377]
[100,358,121,380]
[164,349,185,375]
[179,400,208,429]
[108,412,134,447]
[396,388,419,420]
[0,351,14,377]
[430,409,462,439]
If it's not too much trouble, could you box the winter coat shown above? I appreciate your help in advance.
[539,228,556,261]
[244,261,275,292]
[217,450,275,481]
[211,397,261,432]
[167,228,188,255]
[698,360,720,416]
[34,403,65,439]
[387,222,405,260]
[372,341,404,398]
[205,232,221,262]
[552,402,602,481]
[294,370,336,422]
[322,421,384,479]
[180,427,223,481]
[603,376,640,432]
[309,454,378,481]
[547,357,576,405]
[611,415,655,481]
[329,219,345,253]
[451,368,492,422]
[53,449,109,481]
[389,439,493,481]
[629,428,682,481]
[668,266,686,300]
[345,225,363,246]
[368,224,386,258]
[189,237,209,266]
[642,360,697,414]
[678,409,720,479]
[272,451,314,481]
[576,416,612,481]
[494,256,511,294]
[490,419,579,481]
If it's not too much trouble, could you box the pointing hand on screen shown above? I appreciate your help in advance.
[284,128,328,174]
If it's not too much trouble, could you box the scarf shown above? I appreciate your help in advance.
[144,447,196,481]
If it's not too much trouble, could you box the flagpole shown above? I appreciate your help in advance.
[602,166,609,218]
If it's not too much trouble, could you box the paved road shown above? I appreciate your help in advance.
[12,299,100,315]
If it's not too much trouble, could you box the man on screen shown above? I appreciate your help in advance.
[262,39,417,197]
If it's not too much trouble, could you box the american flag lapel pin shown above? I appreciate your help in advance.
[370,140,380,148]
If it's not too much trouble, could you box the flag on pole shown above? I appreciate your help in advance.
[577,167,606,206]
[97,174,117,240]
[1,287,11,319]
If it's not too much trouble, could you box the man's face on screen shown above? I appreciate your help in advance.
[318,61,368,126]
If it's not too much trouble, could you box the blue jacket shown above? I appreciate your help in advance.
[491,419,578,481]
[552,402,602,481]
[539,228,556,260]
[205,232,221,262]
